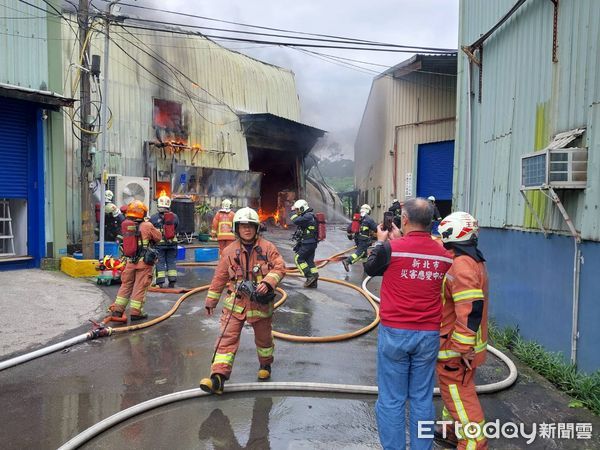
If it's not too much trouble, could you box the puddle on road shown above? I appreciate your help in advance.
[83,394,380,449]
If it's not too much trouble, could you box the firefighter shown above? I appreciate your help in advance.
[428,196,442,222]
[290,199,319,288]
[107,200,162,322]
[96,189,123,241]
[342,204,377,272]
[211,199,236,254]
[104,202,124,242]
[150,195,180,288]
[199,207,286,394]
[435,212,489,450]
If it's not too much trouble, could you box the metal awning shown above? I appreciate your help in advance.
[378,53,458,80]
[238,113,326,155]
[0,83,75,110]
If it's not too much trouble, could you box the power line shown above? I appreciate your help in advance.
[292,47,379,76]
[107,31,238,126]
[119,22,452,54]
[113,25,237,113]
[304,52,392,69]
[0,14,47,19]
[120,15,455,52]
[97,0,454,51]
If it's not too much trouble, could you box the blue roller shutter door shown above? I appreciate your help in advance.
[0,101,30,198]
[416,140,454,200]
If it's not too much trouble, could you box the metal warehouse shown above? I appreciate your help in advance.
[456,0,600,372]
[354,53,457,220]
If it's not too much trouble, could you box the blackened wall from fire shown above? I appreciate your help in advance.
[248,147,300,213]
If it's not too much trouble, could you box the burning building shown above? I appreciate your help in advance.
[59,16,336,241]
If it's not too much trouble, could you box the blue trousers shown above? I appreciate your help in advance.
[376,324,439,450]
[156,246,177,285]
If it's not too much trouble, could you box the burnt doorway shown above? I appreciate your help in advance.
[248,147,300,216]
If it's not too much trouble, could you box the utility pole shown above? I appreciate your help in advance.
[78,0,95,259]
[98,1,119,260]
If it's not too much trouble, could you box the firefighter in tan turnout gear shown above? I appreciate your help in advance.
[107,200,162,322]
[435,212,489,450]
[211,199,236,254]
[199,207,286,394]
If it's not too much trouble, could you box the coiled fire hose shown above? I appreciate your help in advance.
[2,245,518,450]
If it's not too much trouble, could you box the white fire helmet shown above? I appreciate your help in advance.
[221,199,232,212]
[233,207,260,235]
[438,212,479,243]
[157,195,171,209]
[292,199,309,213]
[360,204,371,217]
[427,196,436,202]
[105,190,114,202]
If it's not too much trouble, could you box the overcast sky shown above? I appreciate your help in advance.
[137,0,459,159]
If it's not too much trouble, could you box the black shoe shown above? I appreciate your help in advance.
[200,373,225,394]
[433,424,459,448]
[342,259,350,272]
[257,364,271,381]
[168,281,176,288]
[130,312,148,322]
[303,274,318,288]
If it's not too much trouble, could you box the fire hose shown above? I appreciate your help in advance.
[57,275,518,449]
[2,245,518,449]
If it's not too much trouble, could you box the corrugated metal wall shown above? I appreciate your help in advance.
[354,69,456,219]
[60,18,302,241]
[456,0,600,241]
[0,0,49,89]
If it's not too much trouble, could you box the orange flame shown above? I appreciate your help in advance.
[257,208,274,222]
[257,208,285,227]
[158,189,167,198]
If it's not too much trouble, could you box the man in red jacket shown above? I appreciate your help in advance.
[364,197,453,450]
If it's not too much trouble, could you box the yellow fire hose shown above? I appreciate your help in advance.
[272,273,379,342]
[176,245,357,272]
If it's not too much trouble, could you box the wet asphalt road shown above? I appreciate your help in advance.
[1,227,599,449]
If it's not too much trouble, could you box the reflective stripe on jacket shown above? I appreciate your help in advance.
[205,237,286,323]
[439,255,489,367]
[291,210,318,244]
[211,211,236,241]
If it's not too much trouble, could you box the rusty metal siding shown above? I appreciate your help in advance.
[355,69,456,219]
[0,0,49,89]
[456,0,600,240]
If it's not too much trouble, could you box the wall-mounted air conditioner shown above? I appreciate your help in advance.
[107,175,151,208]
[520,148,587,190]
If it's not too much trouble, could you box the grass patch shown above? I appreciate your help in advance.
[489,322,600,416]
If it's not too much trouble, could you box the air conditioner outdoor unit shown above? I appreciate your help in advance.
[520,148,588,190]
[107,175,151,208]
